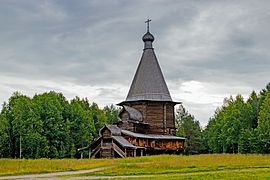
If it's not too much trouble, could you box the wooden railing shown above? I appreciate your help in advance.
[90,144,101,158]
[112,143,126,158]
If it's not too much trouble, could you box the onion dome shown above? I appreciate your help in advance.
[142,31,155,42]
[143,31,155,49]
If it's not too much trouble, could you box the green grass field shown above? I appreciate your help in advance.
[0,154,270,179]
[0,158,116,176]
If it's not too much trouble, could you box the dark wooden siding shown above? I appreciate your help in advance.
[145,103,163,134]
[126,136,184,151]
[121,101,176,135]
[166,103,176,135]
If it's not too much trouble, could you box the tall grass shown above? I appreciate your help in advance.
[1,154,270,178]
[0,158,116,176]
[89,154,270,176]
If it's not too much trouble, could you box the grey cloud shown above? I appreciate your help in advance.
[0,0,270,126]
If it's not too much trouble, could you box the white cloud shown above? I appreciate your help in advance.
[169,80,255,126]
[0,75,128,108]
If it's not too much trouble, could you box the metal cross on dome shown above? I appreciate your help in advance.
[145,19,152,32]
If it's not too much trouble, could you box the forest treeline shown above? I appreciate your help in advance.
[0,83,269,158]
[0,91,119,158]
[176,83,270,154]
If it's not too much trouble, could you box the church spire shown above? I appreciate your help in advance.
[125,20,172,102]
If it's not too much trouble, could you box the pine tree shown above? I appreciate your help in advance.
[176,105,203,154]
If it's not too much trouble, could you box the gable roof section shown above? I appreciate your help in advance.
[99,125,121,136]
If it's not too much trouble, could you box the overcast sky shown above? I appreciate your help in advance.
[0,0,270,126]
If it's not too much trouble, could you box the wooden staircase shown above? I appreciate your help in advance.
[112,142,126,158]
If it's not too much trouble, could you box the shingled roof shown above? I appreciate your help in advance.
[121,105,143,121]
[125,30,173,102]
[99,125,121,136]
[122,130,185,140]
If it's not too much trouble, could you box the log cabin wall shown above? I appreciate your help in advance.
[166,103,176,135]
[145,102,176,135]
[125,136,184,151]
[134,123,148,134]
[145,102,164,134]
[119,121,133,132]
[121,101,176,135]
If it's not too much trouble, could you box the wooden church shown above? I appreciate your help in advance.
[79,20,185,158]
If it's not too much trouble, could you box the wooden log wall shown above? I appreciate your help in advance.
[121,101,177,135]
[166,104,176,135]
[127,136,184,151]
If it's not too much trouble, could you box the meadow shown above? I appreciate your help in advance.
[0,154,270,179]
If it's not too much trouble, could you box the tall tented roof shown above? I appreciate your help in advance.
[125,28,172,102]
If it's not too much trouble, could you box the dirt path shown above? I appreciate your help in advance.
[54,175,154,179]
[1,167,269,179]
[0,167,109,180]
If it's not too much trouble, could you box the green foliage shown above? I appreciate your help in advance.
[238,129,252,153]
[176,105,204,154]
[0,92,46,158]
[246,91,259,128]
[257,92,270,153]
[205,83,270,154]
[103,104,120,124]
[32,92,69,158]
[0,91,119,158]
[90,102,108,136]
[68,97,95,158]
[204,117,223,153]
[0,103,9,157]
